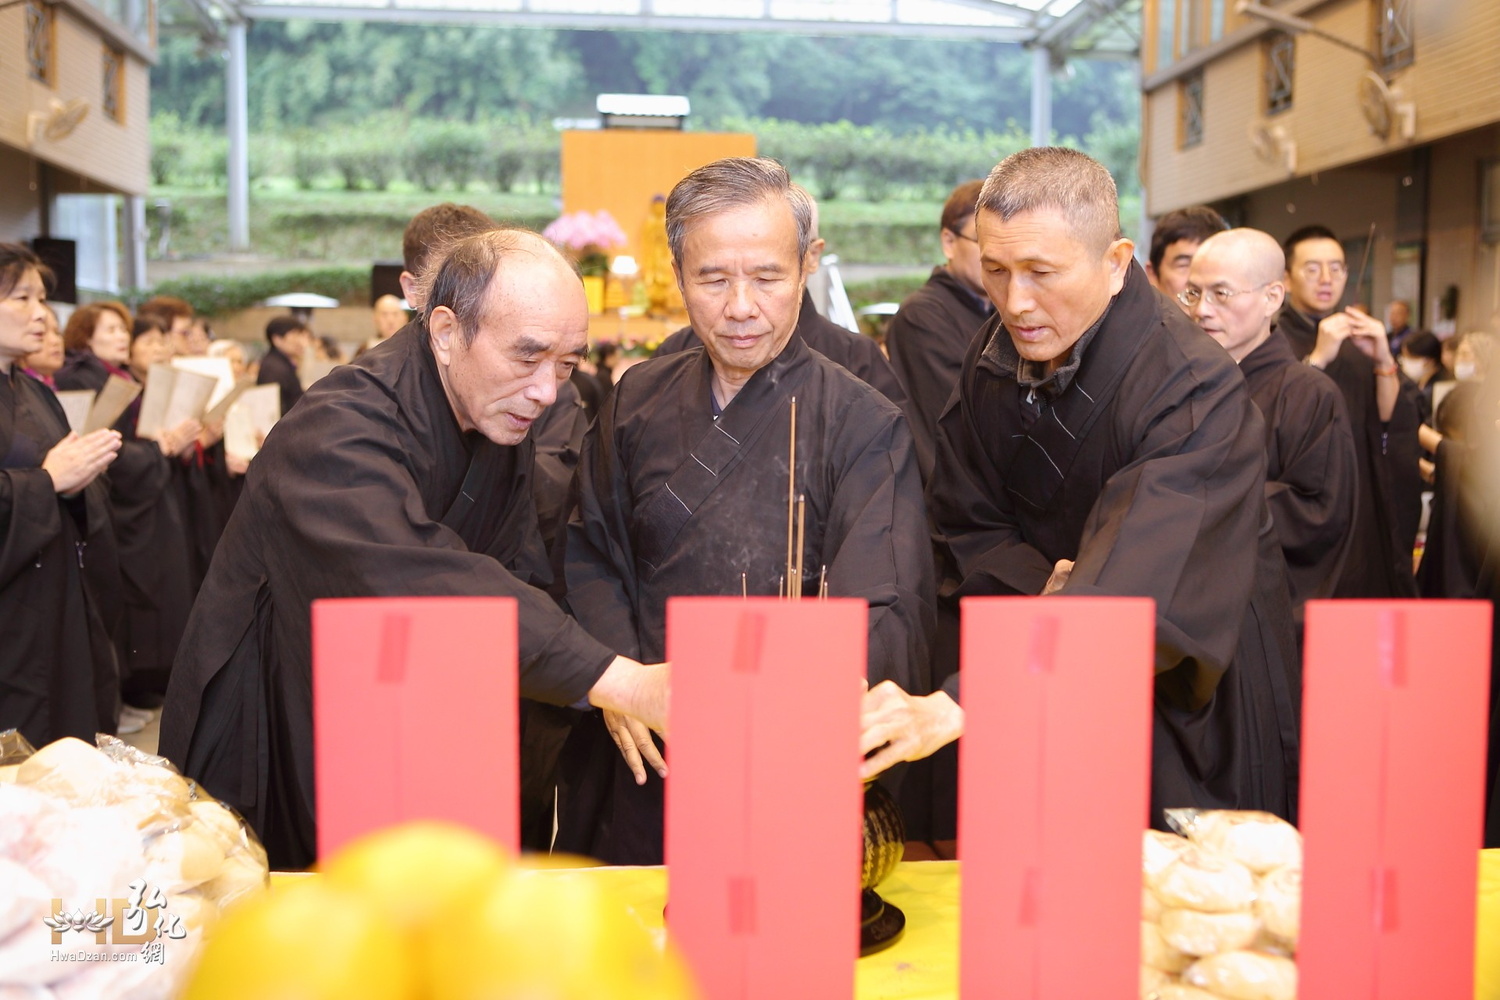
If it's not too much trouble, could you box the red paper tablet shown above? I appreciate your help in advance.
[665,597,866,1000]
[1300,600,1492,1000]
[958,596,1155,999]
[312,597,519,859]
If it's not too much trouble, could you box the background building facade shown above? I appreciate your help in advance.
[1142,0,1500,334]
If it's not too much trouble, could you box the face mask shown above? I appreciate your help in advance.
[1455,360,1478,381]
[1399,357,1430,382]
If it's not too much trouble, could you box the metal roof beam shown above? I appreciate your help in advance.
[229,6,1041,41]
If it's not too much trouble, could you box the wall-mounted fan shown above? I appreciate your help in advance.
[1248,120,1297,174]
[1358,72,1416,142]
[26,98,90,146]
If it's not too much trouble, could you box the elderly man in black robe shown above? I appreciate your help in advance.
[558,157,935,865]
[1184,228,1357,624]
[1275,225,1423,598]
[160,230,670,870]
[651,186,906,407]
[862,149,1301,826]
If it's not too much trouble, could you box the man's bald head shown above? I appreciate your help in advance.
[1185,227,1287,363]
[1195,228,1286,285]
[418,228,579,347]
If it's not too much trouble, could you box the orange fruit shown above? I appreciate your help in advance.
[320,821,510,934]
[179,879,416,1000]
[425,867,699,1000]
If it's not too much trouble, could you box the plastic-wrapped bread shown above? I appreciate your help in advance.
[1166,809,1301,874]
[1140,964,1172,998]
[0,859,50,942]
[1141,921,1193,973]
[0,784,63,863]
[1142,887,1164,922]
[1153,846,1257,913]
[1144,830,1190,883]
[1159,908,1260,956]
[14,739,122,807]
[1147,986,1224,1000]
[144,821,228,892]
[1255,866,1301,949]
[1182,950,1298,1000]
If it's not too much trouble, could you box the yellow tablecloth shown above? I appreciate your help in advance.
[275,851,1500,999]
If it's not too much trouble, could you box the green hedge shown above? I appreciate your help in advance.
[150,267,371,317]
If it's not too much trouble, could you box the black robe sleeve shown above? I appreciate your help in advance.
[563,389,644,662]
[1260,370,1359,612]
[266,389,614,704]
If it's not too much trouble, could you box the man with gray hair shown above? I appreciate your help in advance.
[862,148,1301,827]
[558,156,934,865]
[161,228,671,870]
[651,184,905,406]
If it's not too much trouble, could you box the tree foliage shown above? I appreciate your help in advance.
[151,15,1139,147]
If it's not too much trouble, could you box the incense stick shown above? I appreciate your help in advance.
[1355,222,1377,306]
[794,494,806,601]
[741,572,748,599]
[818,565,828,601]
[785,396,797,599]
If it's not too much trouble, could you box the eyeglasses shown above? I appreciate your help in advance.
[1297,261,1347,280]
[947,229,979,245]
[1177,282,1273,308]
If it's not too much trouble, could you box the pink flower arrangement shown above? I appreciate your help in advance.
[542,210,628,254]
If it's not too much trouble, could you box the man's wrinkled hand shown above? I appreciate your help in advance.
[604,709,667,786]
[1041,558,1074,596]
[859,681,964,781]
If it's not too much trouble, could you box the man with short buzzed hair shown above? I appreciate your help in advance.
[1277,225,1422,599]
[866,148,1301,825]
[1146,205,1230,307]
[1184,228,1357,622]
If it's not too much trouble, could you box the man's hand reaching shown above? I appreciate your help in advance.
[604,709,668,785]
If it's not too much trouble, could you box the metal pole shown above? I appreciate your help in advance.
[226,18,250,252]
[1030,45,1053,148]
[122,194,148,291]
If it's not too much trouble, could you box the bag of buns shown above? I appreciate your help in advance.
[1166,809,1301,875]
[1255,865,1301,949]
[1159,907,1260,956]
[1181,950,1297,1000]
[1152,845,1257,913]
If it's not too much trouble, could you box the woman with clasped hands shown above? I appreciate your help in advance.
[0,242,123,747]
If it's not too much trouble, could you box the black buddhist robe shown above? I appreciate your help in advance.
[55,352,195,700]
[1237,333,1358,623]
[256,344,303,416]
[0,368,120,746]
[159,324,618,869]
[881,267,991,841]
[1275,305,1422,598]
[558,334,935,864]
[885,266,992,481]
[931,263,1302,826]
[653,289,907,407]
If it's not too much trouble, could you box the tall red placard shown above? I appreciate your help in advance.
[665,598,866,1000]
[1300,600,1492,1000]
[312,597,519,860]
[958,596,1156,998]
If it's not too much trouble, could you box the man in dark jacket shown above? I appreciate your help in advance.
[866,149,1302,827]
[884,180,992,481]
[256,315,310,416]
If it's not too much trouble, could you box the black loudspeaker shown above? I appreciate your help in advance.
[30,237,77,304]
[371,263,405,305]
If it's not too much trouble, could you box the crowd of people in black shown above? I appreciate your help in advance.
[3,148,1497,867]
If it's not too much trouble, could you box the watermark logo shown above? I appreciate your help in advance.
[45,878,187,966]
